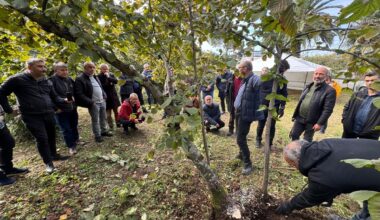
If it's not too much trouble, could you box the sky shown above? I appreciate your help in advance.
[202,0,355,57]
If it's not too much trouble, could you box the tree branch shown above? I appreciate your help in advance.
[231,30,275,55]
[6,3,164,102]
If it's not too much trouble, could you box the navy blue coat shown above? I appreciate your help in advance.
[237,73,264,122]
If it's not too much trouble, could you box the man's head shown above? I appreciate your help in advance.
[26,58,46,77]
[279,60,290,74]
[283,140,309,169]
[143,63,150,70]
[204,95,213,106]
[129,93,139,106]
[238,60,253,77]
[99,63,109,74]
[83,62,96,76]
[54,62,68,78]
[313,66,329,84]
[261,67,269,75]
[364,71,379,92]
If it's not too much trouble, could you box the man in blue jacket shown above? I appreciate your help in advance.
[277,138,380,220]
[234,60,264,175]
[203,95,225,132]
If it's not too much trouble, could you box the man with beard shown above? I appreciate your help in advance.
[290,66,336,142]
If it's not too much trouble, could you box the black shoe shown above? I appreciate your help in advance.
[116,122,121,128]
[0,173,15,186]
[52,154,70,161]
[242,165,253,175]
[131,125,138,131]
[5,167,30,176]
[227,130,234,136]
[142,107,148,113]
[101,131,113,137]
[95,136,104,143]
[255,140,263,148]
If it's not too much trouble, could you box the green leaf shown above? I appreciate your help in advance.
[279,4,298,37]
[261,0,269,7]
[185,107,198,115]
[146,115,153,123]
[368,193,380,220]
[161,97,172,109]
[371,82,380,92]
[350,190,378,201]
[147,150,155,161]
[342,158,380,171]
[338,0,380,24]
[373,97,380,109]
[268,0,293,13]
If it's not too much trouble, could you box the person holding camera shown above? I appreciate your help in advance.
[49,62,79,155]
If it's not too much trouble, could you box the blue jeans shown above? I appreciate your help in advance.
[55,110,79,149]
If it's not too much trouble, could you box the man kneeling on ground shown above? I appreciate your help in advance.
[118,93,145,135]
[203,95,225,132]
[277,138,380,220]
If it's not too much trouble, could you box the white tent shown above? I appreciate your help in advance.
[251,55,327,90]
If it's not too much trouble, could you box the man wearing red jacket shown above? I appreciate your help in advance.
[118,93,145,135]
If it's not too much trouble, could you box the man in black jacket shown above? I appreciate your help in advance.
[0,58,68,173]
[256,60,289,148]
[49,62,79,155]
[290,66,336,142]
[225,70,243,136]
[216,67,233,113]
[74,62,112,143]
[342,71,380,140]
[0,105,29,185]
[277,138,380,219]
[203,95,225,131]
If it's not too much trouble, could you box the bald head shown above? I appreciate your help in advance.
[283,140,309,168]
[313,66,329,84]
[83,61,96,76]
[204,95,213,105]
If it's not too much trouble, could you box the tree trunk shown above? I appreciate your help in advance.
[182,139,227,218]
[262,54,281,200]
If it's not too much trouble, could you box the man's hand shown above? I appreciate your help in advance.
[216,123,220,128]
[278,108,285,118]
[64,98,73,104]
[313,124,321,131]
[134,119,139,124]
[275,202,293,215]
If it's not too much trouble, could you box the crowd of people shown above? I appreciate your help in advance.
[0,57,379,219]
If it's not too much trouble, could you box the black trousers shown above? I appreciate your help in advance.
[0,125,15,172]
[204,119,225,130]
[22,114,57,164]
[219,95,226,112]
[342,130,378,140]
[119,119,137,132]
[290,119,315,142]
[228,105,237,132]
[236,113,252,166]
[256,109,276,146]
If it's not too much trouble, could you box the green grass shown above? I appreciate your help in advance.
[0,90,360,219]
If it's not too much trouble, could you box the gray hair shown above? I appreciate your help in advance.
[239,59,253,71]
[129,93,138,99]
[99,63,109,69]
[53,62,68,71]
[26,58,45,67]
[284,140,309,162]
[143,63,150,69]
[83,61,95,68]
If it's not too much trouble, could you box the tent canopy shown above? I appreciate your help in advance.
[251,55,329,90]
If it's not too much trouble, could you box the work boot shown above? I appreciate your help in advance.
[69,147,77,155]
[101,131,113,137]
[0,172,15,186]
[242,164,253,175]
[95,136,104,143]
[5,167,29,176]
[45,163,56,174]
